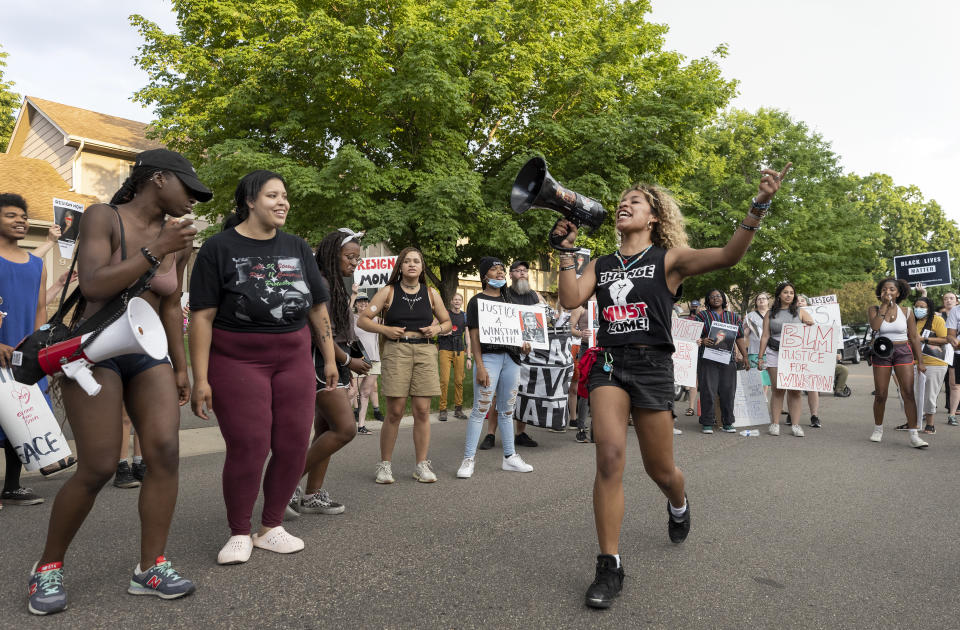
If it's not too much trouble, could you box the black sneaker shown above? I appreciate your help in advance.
[894,423,910,431]
[113,461,140,489]
[132,461,147,482]
[584,554,624,609]
[478,434,495,450]
[809,416,821,428]
[834,386,852,398]
[372,407,384,422]
[785,414,792,426]
[668,496,691,543]
[453,406,468,419]
[515,432,538,448]
[438,410,448,422]
[1,487,44,505]
[575,429,589,443]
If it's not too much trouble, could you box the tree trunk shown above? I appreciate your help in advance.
[435,262,462,306]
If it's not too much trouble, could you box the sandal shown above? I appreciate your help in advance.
[894,423,909,431]
[685,408,695,416]
[40,457,77,478]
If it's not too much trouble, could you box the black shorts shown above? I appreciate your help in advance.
[96,353,170,383]
[587,346,675,412]
[314,344,351,390]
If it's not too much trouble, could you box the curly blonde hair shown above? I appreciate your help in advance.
[620,184,689,250]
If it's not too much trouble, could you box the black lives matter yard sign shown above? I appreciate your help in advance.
[894,250,952,288]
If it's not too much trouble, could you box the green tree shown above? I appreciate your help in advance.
[131,0,735,301]
[831,279,877,326]
[679,108,881,313]
[0,46,20,153]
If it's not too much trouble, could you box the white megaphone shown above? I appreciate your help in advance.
[36,297,168,396]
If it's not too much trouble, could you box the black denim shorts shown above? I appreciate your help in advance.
[314,344,352,390]
[586,346,675,412]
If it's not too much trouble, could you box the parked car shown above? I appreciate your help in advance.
[840,326,862,364]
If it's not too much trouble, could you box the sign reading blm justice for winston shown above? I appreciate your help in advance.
[894,250,952,288]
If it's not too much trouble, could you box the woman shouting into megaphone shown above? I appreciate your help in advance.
[28,149,211,616]
[554,163,791,610]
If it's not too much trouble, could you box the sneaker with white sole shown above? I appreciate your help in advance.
[413,460,438,483]
[299,489,345,514]
[673,427,682,435]
[502,453,533,473]
[252,526,304,554]
[870,427,883,442]
[28,561,67,615]
[375,461,394,484]
[456,457,475,479]
[791,424,805,437]
[768,423,780,436]
[128,556,195,599]
[909,433,929,449]
[285,486,301,521]
[217,535,253,565]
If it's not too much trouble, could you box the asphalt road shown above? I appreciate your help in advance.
[2,362,958,629]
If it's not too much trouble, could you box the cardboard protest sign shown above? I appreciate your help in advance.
[584,300,599,348]
[703,320,738,364]
[672,318,704,387]
[894,250,952,288]
[802,294,842,344]
[478,301,550,351]
[0,369,73,471]
[353,256,397,291]
[733,368,769,427]
[53,198,84,259]
[776,323,838,392]
[515,330,574,430]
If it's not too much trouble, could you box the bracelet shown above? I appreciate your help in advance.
[340,354,351,366]
[559,265,576,271]
[140,247,160,267]
[739,222,759,232]
[751,197,772,210]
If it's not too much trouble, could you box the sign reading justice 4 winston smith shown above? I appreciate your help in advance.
[478,301,550,351]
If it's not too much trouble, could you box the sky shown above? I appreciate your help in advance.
[2,1,957,220]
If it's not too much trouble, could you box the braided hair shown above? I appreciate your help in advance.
[315,231,352,337]
[110,166,162,205]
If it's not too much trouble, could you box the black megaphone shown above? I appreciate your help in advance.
[872,336,894,360]
[510,157,607,252]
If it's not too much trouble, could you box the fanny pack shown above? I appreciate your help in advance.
[767,338,780,352]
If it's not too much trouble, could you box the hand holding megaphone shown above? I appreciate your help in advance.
[551,218,579,251]
[150,218,198,257]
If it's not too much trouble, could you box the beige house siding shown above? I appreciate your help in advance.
[78,150,133,201]
[18,108,75,186]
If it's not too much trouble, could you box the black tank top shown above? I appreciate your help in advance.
[383,283,434,330]
[595,246,681,351]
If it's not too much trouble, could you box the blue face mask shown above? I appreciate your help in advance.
[488,278,506,288]
[914,307,927,320]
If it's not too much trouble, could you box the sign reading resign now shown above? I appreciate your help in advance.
[894,250,952,288]
[353,256,397,291]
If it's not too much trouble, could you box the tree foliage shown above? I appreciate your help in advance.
[131,0,735,300]
[0,46,20,153]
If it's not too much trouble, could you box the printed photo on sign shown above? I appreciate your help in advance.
[53,198,85,259]
[478,302,550,350]
[894,250,952,288]
[232,256,311,325]
[574,248,591,278]
[353,256,398,291]
[776,323,838,392]
[703,320,738,364]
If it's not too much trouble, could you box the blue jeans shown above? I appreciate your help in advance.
[464,352,521,458]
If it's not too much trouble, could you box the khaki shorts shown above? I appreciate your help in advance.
[381,341,441,398]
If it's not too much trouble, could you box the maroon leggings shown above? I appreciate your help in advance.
[209,326,315,535]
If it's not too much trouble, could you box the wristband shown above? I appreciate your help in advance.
[739,222,759,232]
[140,247,160,268]
[560,265,576,271]
[751,197,772,211]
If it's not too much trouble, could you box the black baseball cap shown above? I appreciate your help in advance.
[135,149,213,202]
[690,300,700,307]
[355,292,370,302]
[510,260,530,271]
[478,256,505,279]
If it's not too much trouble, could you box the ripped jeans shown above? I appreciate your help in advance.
[464,351,521,459]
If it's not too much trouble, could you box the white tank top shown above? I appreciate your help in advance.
[878,305,908,342]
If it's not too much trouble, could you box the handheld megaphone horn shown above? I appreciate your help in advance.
[510,157,607,252]
[35,297,168,396]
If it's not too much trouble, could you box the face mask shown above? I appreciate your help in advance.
[488,278,506,288]
[914,307,927,320]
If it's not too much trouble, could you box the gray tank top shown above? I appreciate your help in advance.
[768,309,800,340]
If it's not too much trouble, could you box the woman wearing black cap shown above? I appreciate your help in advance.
[456,257,534,478]
[555,163,791,609]
[28,149,210,616]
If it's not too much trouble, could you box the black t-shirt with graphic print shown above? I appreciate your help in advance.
[189,228,330,333]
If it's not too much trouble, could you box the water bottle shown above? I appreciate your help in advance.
[740,429,759,437]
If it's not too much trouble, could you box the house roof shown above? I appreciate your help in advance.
[27,96,164,154]
[0,154,99,222]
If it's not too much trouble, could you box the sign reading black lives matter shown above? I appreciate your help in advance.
[478,301,550,351]
[515,329,574,430]
[894,250,952,288]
